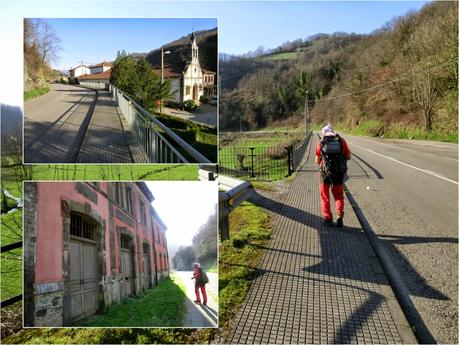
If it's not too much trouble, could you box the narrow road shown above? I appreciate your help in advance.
[24,83,96,163]
[173,271,218,327]
[24,84,147,163]
[344,134,458,344]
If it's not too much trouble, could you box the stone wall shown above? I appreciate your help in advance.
[34,282,64,327]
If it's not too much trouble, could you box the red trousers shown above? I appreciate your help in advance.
[320,183,344,220]
[195,285,207,303]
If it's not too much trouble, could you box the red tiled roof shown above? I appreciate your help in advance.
[89,61,113,68]
[78,70,111,80]
[202,68,216,75]
[153,62,186,79]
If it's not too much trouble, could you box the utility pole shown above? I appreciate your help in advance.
[160,48,170,114]
[304,90,309,136]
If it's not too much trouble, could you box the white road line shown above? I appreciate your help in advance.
[353,144,459,185]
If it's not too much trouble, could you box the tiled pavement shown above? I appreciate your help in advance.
[76,91,148,163]
[227,137,416,344]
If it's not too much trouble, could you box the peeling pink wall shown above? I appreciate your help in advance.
[35,183,109,283]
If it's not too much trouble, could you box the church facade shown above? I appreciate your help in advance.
[160,33,216,105]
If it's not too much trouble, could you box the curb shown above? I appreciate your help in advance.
[345,186,436,344]
[66,89,98,162]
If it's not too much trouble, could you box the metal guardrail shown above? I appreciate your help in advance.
[199,168,252,240]
[109,84,211,163]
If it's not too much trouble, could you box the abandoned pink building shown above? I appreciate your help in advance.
[24,182,169,326]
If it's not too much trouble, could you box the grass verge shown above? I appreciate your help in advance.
[219,201,272,326]
[330,120,458,143]
[24,87,50,101]
[79,276,186,327]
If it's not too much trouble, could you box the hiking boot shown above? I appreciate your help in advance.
[203,302,207,306]
[323,219,333,227]
[194,300,201,304]
[336,217,343,228]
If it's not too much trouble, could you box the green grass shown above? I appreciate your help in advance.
[260,51,298,61]
[24,87,50,101]
[219,201,272,325]
[79,276,186,327]
[330,120,458,143]
[25,164,198,181]
[153,113,217,162]
[219,146,289,181]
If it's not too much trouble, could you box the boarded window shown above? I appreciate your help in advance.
[70,213,96,241]
[140,201,147,225]
[125,186,133,214]
[120,234,131,250]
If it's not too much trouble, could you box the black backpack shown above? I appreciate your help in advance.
[320,134,348,183]
[201,270,209,284]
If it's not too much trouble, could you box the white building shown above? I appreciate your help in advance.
[69,65,90,78]
[158,33,216,104]
[89,61,113,75]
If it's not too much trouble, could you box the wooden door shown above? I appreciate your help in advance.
[69,238,99,322]
[120,247,134,299]
[143,252,151,289]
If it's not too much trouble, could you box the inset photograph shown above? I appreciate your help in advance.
[23,18,217,164]
[23,181,218,327]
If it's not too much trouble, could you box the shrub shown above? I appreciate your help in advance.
[183,99,197,111]
[200,95,209,103]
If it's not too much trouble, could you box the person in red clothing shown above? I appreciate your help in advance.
[191,262,207,305]
[315,124,351,228]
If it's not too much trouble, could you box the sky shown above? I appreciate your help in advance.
[45,18,217,70]
[145,181,217,248]
[1,0,429,107]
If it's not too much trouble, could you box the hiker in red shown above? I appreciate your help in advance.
[191,262,207,305]
[315,124,351,228]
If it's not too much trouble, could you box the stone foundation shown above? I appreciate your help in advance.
[34,282,64,327]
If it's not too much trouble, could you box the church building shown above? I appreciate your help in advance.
[158,32,216,105]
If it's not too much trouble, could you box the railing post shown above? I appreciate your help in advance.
[287,146,293,176]
[219,214,230,241]
[250,147,255,178]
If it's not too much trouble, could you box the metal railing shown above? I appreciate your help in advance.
[1,241,22,308]
[199,167,252,241]
[219,146,289,180]
[219,131,312,180]
[109,84,211,163]
[289,131,312,174]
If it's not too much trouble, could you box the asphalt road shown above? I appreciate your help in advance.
[339,134,458,344]
[24,83,96,163]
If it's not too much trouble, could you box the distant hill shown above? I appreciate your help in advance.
[144,28,217,73]
[1,104,22,155]
[220,1,457,141]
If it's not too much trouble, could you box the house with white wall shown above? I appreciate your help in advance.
[69,65,90,78]
[155,33,216,104]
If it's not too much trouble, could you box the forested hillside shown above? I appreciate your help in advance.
[145,28,218,72]
[24,19,61,91]
[220,2,457,141]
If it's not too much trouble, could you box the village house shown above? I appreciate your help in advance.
[24,182,169,327]
[156,32,216,104]
[69,61,113,89]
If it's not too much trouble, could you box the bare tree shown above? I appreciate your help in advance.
[411,64,438,131]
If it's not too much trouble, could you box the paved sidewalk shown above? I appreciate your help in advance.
[227,137,416,344]
[173,271,218,328]
[76,91,148,163]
